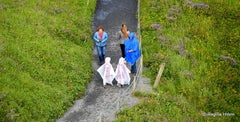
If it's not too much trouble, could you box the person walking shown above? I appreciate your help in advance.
[97,57,115,87]
[124,32,141,75]
[118,24,130,58]
[93,26,108,65]
[115,57,131,87]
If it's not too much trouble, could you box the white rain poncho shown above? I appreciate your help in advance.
[97,57,115,86]
[115,57,131,85]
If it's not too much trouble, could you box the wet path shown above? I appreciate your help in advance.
[57,0,139,121]
[94,0,138,65]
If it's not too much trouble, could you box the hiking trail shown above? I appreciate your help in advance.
[57,0,152,121]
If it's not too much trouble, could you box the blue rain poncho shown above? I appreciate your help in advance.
[124,32,141,66]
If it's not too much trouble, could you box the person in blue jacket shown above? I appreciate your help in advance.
[93,26,108,65]
[124,32,141,75]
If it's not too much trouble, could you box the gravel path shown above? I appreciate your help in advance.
[57,0,141,122]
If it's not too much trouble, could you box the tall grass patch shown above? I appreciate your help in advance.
[0,0,96,121]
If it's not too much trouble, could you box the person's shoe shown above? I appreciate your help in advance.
[99,61,104,65]
[130,73,136,77]
[117,83,122,88]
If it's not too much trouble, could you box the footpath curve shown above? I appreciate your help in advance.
[57,0,142,121]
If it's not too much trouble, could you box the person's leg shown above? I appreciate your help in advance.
[122,44,125,58]
[97,46,103,63]
[120,44,125,58]
[131,62,137,75]
[102,46,106,61]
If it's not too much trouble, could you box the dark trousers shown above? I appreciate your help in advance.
[97,46,106,63]
[120,44,125,58]
[131,62,137,74]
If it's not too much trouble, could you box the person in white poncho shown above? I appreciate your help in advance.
[115,57,131,87]
[97,57,115,87]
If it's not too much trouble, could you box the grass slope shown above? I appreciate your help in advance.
[0,0,96,121]
[116,0,239,121]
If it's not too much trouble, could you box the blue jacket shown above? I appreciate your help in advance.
[93,31,108,47]
[124,32,141,66]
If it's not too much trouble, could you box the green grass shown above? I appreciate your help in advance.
[116,0,239,121]
[0,0,96,121]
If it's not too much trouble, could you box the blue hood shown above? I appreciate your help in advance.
[128,32,135,40]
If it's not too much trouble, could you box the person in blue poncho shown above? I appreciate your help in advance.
[124,32,141,75]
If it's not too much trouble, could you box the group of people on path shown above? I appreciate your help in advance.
[97,57,131,87]
[93,24,141,87]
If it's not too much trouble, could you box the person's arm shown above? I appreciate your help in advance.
[101,32,108,43]
[128,50,134,52]
[128,41,139,52]
[124,40,131,52]
[93,32,99,42]
[118,31,122,40]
